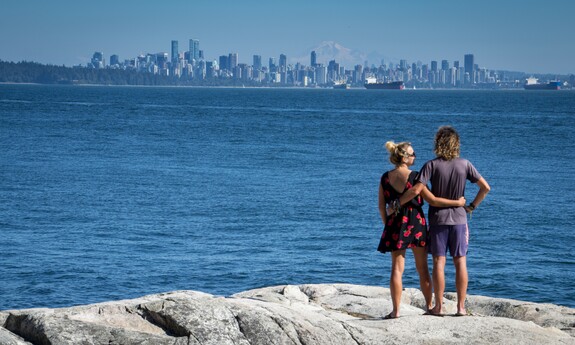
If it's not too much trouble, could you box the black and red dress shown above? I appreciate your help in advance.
[377,171,428,253]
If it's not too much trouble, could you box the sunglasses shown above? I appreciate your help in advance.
[406,152,416,157]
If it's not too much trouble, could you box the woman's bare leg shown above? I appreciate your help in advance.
[412,247,433,311]
[390,250,406,317]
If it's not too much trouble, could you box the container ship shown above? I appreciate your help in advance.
[524,78,561,90]
[364,78,404,90]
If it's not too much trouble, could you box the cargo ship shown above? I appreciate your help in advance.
[524,78,561,90]
[364,78,404,90]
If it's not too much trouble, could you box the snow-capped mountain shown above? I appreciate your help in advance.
[290,41,389,68]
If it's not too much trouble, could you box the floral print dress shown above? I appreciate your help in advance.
[377,171,428,253]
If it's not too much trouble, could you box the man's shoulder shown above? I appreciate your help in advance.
[423,157,442,165]
[423,157,447,167]
[454,157,475,167]
[440,157,472,165]
[424,157,474,172]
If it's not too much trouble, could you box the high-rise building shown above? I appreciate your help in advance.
[269,57,276,72]
[400,59,408,71]
[157,52,168,69]
[279,54,287,72]
[353,64,363,84]
[457,66,465,85]
[450,67,457,86]
[311,51,317,67]
[253,55,262,70]
[327,60,340,82]
[171,40,179,64]
[228,53,238,70]
[189,39,200,61]
[219,55,229,71]
[441,60,449,70]
[110,54,120,66]
[431,61,438,72]
[422,64,429,80]
[316,65,327,85]
[464,54,474,83]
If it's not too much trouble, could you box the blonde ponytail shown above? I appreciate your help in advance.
[385,141,411,166]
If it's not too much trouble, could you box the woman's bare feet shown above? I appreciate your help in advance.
[383,311,399,319]
[455,309,467,316]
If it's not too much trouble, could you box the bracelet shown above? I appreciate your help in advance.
[468,202,476,210]
[393,199,400,216]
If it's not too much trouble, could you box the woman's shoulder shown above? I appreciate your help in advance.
[380,171,391,185]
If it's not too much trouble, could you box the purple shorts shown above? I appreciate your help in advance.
[429,224,469,257]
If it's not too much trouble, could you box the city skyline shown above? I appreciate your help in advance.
[1,0,573,75]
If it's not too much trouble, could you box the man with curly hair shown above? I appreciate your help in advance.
[400,126,490,317]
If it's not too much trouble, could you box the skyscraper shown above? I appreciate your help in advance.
[279,54,287,72]
[441,60,449,70]
[400,59,408,71]
[431,61,438,72]
[311,51,317,67]
[253,55,262,70]
[189,39,200,61]
[228,53,238,70]
[110,54,120,66]
[219,55,229,71]
[171,40,179,64]
[464,54,474,83]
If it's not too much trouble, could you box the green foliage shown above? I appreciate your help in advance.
[0,60,183,86]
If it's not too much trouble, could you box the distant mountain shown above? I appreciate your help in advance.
[290,41,393,68]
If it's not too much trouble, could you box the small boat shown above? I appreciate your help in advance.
[333,81,350,89]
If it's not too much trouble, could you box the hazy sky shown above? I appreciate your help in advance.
[1,0,573,74]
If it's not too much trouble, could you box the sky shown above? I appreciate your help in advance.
[1,0,573,75]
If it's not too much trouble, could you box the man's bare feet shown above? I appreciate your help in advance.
[424,307,444,317]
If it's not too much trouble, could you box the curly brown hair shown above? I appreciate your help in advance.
[434,126,460,160]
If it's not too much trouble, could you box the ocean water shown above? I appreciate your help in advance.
[1,84,574,311]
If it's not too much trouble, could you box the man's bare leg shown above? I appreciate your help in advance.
[453,255,468,315]
[412,247,433,311]
[430,255,446,314]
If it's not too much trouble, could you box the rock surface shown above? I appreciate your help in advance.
[1,284,574,345]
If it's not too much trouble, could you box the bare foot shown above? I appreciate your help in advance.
[455,309,467,316]
[425,306,444,317]
[383,311,399,319]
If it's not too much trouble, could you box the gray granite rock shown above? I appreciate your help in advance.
[1,284,573,345]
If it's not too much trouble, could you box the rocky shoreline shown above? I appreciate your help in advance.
[1,284,574,344]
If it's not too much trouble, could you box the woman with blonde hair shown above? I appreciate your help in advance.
[377,141,465,319]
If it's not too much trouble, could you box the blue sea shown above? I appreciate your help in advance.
[1,84,574,311]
